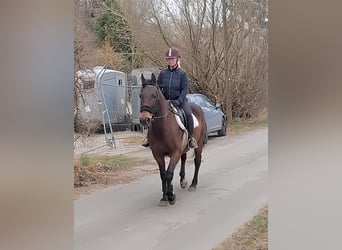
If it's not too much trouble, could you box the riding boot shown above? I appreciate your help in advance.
[183,102,198,149]
[141,136,150,147]
[187,124,198,149]
[188,134,198,149]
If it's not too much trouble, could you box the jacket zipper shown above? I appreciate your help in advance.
[168,71,173,100]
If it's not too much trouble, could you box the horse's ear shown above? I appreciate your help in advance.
[151,73,157,85]
[141,74,146,86]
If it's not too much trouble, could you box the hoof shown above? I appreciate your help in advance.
[168,194,176,205]
[180,180,188,189]
[188,185,196,192]
[159,199,168,207]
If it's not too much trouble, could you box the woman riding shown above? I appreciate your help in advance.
[142,47,198,149]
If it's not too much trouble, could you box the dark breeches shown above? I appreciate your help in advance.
[181,101,194,136]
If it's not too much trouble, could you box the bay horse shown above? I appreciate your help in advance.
[139,73,207,207]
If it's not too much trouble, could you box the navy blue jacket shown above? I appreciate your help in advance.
[157,65,189,106]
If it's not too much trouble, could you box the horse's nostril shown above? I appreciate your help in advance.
[140,118,151,126]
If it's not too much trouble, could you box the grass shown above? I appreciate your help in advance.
[74,154,143,187]
[228,113,268,136]
[213,205,268,250]
[76,154,137,168]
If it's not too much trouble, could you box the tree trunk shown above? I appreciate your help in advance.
[222,0,232,123]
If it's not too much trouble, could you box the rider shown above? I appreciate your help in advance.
[141,47,198,149]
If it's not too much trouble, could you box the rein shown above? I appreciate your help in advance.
[151,110,170,121]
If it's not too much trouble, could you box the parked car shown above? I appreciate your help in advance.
[186,93,227,137]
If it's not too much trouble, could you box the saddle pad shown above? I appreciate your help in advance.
[175,114,199,131]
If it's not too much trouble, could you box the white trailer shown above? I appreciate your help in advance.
[76,66,128,130]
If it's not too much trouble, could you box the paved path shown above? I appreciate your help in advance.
[74,128,268,250]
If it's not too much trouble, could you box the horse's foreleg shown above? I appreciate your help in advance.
[154,156,168,206]
[166,154,181,205]
[189,148,202,192]
[165,170,175,202]
[179,153,188,188]
[159,170,168,202]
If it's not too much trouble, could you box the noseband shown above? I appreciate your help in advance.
[140,104,154,114]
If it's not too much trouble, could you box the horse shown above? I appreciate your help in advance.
[139,73,207,207]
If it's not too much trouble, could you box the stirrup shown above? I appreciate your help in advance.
[141,137,150,147]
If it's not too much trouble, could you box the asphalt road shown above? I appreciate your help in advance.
[74,128,268,250]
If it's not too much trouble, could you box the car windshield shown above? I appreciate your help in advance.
[201,96,216,108]
[188,94,218,109]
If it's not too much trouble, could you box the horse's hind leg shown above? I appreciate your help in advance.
[179,153,188,188]
[189,147,202,192]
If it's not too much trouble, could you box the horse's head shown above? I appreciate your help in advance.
[139,73,159,126]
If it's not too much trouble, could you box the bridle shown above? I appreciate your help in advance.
[140,85,170,121]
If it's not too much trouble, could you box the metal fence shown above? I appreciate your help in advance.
[75,66,159,152]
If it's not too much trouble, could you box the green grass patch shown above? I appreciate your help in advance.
[79,154,91,166]
[75,154,137,168]
[213,205,268,250]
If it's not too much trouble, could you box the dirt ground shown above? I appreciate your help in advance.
[74,131,159,200]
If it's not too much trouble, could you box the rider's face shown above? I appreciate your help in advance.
[166,57,177,67]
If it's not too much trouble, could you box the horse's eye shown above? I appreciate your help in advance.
[152,94,157,99]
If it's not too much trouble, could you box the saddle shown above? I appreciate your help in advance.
[169,102,199,149]
[169,103,199,131]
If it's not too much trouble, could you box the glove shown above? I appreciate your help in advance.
[171,100,180,107]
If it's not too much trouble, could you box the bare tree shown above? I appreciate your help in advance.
[222,0,232,121]
[74,0,100,134]
[99,0,268,121]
